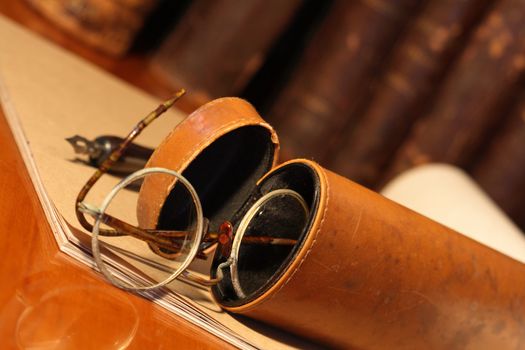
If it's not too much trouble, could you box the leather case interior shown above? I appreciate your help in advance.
[137,98,525,349]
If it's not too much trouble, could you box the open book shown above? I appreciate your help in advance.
[2,15,524,349]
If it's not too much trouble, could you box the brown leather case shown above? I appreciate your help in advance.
[138,98,525,349]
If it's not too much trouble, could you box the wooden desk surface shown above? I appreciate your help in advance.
[0,107,233,349]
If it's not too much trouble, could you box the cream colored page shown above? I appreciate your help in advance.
[0,15,313,350]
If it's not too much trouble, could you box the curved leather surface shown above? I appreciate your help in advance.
[137,97,279,229]
[229,159,525,349]
[137,98,525,349]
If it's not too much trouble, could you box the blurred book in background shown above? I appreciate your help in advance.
[25,0,159,56]
[4,0,524,233]
[267,0,422,162]
[473,91,525,231]
[383,0,525,183]
[152,0,302,104]
[329,0,491,188]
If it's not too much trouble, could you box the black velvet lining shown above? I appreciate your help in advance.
[211,162,320,307]
[156,126,275,230]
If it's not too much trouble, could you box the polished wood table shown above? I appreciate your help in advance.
[0,108,233,349]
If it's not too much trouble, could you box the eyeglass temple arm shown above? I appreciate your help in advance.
[78,202,212,259]
[79,204,297,256]
[75,89,186,236]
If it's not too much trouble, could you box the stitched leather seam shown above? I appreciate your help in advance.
[145,97,248,168]
[239,166,330,312]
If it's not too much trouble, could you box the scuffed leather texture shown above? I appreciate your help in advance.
[137,97,525,349]
[137,97,279,230]
[229,160,525,349]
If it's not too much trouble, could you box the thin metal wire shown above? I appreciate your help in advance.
[91,167,204,291]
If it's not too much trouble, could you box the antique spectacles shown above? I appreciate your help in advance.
[75,90,309,294]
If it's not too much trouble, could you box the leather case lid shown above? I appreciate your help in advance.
[137,97,279,231]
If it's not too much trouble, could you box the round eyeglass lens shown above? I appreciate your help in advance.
[91,167,203,291]
[228,189,309,298]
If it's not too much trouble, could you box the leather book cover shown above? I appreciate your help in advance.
[268,0,422,162]
[25,0,158,56]
[473,91,525,230]
[152,0,302,102]
[329,0,490,188]
[383,0,525,183]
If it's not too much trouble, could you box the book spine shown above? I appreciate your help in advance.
[472,95,525,230]
[25,0,158,56]
[152,0,301,102]
[382,0,525,184]
[329,0,490,188]
[268,0,422,162]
